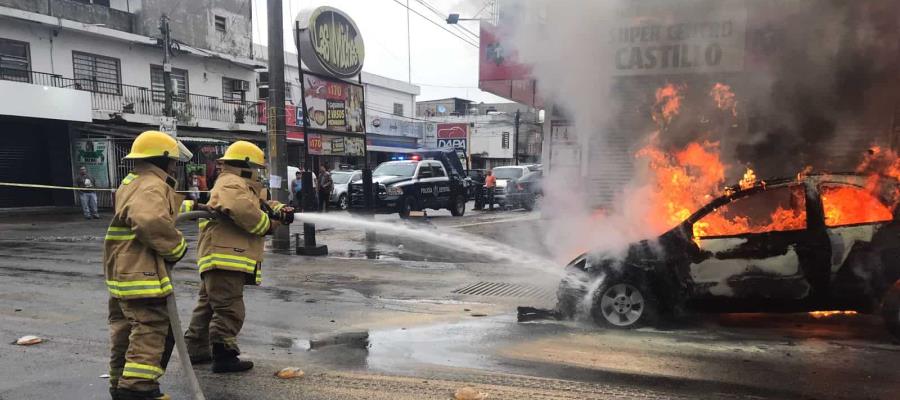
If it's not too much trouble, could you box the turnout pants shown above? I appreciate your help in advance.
[108,297,174,392]
[184,269,247,357]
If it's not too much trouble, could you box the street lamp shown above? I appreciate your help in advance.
[446,13,486,24]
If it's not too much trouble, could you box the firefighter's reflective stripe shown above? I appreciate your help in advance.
[198,254,257,274]
[249,212,270,236]
[160,237,187,261]
[272,203,285,212]
[255,265,262,284]
[106,277,173,297]
[105,226,136,241]
[122,362,164,380]
[198,218,210,230]
[179,200,194,213]
[122,173,138,185]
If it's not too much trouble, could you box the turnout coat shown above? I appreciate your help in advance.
[103,163,187,300]
[197,164,285,285]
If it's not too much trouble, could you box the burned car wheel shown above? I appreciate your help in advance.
[591,276,658,329]
[882,281,900,339]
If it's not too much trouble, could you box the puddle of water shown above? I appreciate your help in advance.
[286,315,574,374]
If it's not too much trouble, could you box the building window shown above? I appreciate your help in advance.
[0,38,30,82]
[150,65,189,102]
[222,77,248,103]
[215,16,227,33]
[502,132,510,149]
[393,102,404,116]
[72,51,121,94]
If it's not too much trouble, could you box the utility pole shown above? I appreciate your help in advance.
[160,15,173,118]
[513,109,520,165]
[266,0,290,252]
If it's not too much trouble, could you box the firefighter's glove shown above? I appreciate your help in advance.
[279,207,295,225]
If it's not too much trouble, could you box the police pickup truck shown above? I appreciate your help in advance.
[348,150,468,218]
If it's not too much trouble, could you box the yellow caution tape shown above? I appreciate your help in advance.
[0,182,209,194]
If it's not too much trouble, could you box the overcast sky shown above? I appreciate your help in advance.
[250,0,509,103]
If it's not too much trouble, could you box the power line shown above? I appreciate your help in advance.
[389,0,479,48]
[413,0,479,41]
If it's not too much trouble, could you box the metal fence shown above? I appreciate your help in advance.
[3,70,260,125]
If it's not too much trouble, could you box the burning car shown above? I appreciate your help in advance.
[556,173,900,338]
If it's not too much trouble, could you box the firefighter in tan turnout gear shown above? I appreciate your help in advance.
[104,131,192,400]
[185,140,293,373]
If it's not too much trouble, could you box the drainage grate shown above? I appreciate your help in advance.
[452,282,554,299]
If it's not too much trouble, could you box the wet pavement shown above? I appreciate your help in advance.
[1,206,898,399]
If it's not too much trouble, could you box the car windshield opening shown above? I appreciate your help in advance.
[374,162,417,177]
[493,168,523,180]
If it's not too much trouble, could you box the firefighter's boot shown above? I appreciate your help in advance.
[113,388,171,400]
[211,343,253,373]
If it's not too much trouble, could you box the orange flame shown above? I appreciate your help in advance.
[710,83,738,117]
[808,310,858,319]
[738,167,757,190]
[652,83,685,128]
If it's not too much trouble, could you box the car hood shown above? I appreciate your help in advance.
[351,175,411,185]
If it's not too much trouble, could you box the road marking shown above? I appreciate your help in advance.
[448,215,540,228]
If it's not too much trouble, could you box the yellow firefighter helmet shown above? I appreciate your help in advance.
[124,130,192,162]
[220,140,265,167]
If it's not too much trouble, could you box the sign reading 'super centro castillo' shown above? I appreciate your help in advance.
[296,7,365,78]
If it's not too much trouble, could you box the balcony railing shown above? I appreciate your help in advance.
[1,69,260,125]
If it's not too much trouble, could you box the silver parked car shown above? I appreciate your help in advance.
[330,170,360,210]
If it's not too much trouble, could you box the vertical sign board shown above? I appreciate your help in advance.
[294,6,367,158]
[436,123,469,167]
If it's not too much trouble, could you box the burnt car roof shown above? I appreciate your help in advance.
[685,173,900,225]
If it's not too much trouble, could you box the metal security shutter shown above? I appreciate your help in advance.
[0,135,51,208]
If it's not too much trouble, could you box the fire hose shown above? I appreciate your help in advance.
[170,207,292,400]
[170,210,216,400]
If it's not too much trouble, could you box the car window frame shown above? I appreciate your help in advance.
[818,181,895,228]
[690,183,809,239]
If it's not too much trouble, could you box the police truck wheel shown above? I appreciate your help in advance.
[882,280,900,339]
[398,197,411,219]
[450,196,466,217]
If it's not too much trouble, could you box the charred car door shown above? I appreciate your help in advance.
[817,181,898,303]
[687,184,825,303]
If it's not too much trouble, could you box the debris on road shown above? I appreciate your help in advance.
[454,387,488,400]
[15,335,43,345]
[470,313,488,317]
[517,306,562,322]
[275,367,305,379]
[99,374,110,379]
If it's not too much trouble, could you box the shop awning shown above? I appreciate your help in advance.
[367,145,421,153]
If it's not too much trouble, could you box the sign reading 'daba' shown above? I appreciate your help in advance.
[296,7,365,79]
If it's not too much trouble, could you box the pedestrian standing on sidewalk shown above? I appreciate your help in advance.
[318,163,333,212]
[76,166,100,219]
[184,141,293,374]
[105,131,191,400]
[291,170,303,209]
[484,170,497,211]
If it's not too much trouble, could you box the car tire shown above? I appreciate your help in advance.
[449,196,466,217]
[590,275,658,329]
[522,197,535,211]
[882,280,900,339]
[338,194,349,211]
[398,197,412,219]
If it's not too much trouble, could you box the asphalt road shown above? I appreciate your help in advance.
[0,205,898,399]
